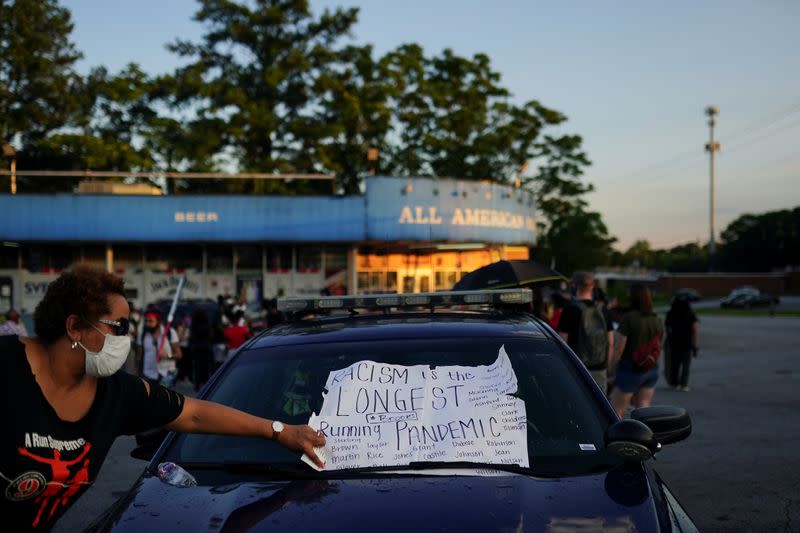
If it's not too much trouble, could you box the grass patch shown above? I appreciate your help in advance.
[695,307,800,318]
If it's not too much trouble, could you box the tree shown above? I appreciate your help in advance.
[378,45,579,183]
[0,0,83,146]
[315,45,393,193]
[374,44,609,270]
[720,207,800,271]
[161,0,359,194]
[535,204,616,274]
[13,63,159,192]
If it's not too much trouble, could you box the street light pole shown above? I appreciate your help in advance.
[705,106,720,269]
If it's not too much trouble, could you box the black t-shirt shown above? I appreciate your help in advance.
[1,336,185,532]
[556,299,614,354]
[665,310,698,352]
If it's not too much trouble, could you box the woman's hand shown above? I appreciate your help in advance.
[166,398,327,469]
[275,424,326,469]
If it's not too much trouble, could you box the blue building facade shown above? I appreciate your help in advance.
[1,176,536,314]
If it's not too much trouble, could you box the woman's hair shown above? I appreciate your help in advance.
[629,284,654,314]
[34,265,126,345]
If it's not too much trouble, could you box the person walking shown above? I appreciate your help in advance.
[610,284,664,418]
[557,272,614,391]
[665,297,699,391]
[1,266,324,532]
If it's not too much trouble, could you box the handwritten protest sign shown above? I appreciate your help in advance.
[302,345,528,471]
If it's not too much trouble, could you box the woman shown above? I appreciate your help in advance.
[1,266,324,531]
[610,284,664,418]
[665,297,699,391]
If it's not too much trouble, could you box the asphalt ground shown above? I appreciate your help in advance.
[54,315,800,532]
[652,315,800,532]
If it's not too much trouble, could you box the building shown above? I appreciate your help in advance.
[1,176,537,315]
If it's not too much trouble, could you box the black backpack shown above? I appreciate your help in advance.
[575,302,609,370]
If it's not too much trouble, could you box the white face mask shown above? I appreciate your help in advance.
[79,325,132,377]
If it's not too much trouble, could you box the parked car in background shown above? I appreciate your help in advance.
[673,288,701,302]
[91,290,698,532]
[720,287,779,309]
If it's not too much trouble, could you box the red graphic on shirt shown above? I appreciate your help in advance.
[17,443,92,528]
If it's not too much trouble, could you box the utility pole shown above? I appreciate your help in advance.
[705,106,720,269]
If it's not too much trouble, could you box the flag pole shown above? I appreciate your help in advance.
[158,274,187,357]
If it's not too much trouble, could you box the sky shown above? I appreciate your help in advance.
[61,0,800,249]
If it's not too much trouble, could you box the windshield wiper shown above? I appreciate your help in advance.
[329,461,558,478]
[157,460,319,479]
[160,460,604,479]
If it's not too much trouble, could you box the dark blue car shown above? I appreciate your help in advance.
[91,290,698,532]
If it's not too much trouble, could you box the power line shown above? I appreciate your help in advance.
[722,115,800,153]
[608,100,800,184]
[723,101,800,144]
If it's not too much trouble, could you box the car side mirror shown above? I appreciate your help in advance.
[130,428,168,461]
[605,419,660,462]
[631,406,692,445]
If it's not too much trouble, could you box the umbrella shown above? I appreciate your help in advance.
[452,260,566,291]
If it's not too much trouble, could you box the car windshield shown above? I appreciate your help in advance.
[163,335,619,476]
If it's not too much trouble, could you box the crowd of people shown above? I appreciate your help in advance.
[125,295,287,391]
[543,272,699,418]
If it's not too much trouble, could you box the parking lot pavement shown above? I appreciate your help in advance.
[56,316,800,532]
[653,315,800,532]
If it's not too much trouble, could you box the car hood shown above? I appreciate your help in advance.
[101,465,661,532]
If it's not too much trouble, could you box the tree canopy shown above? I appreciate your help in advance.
[0,0,83,146]
[2,0,617,272]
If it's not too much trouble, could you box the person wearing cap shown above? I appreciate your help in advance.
[1,266,325,531]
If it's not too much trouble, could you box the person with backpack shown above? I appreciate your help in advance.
[610,284,664,418]
[557,272,614,391]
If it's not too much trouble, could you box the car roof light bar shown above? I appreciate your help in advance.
[277,288,532,313]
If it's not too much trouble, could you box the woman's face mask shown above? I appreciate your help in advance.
[78,324,131,377]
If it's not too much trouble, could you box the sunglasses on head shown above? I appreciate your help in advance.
[98,317,131,336]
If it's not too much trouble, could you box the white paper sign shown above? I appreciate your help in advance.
[302,345,528,471]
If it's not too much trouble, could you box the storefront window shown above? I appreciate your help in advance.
[386,272,398,292]
[357,272,369,292]
[207,245,233,272]
[403,276,415,293]
[21,244,80,272]
[323,247,348,275]
[114,245,144,272]
[80,245,106,269]
[297,246,321,272]
[267,246,292,272]
[419,276,430,293]
[435,271,458,291]
[0,244,18,269]
[146,245,202,270]
[235,245,262,270]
